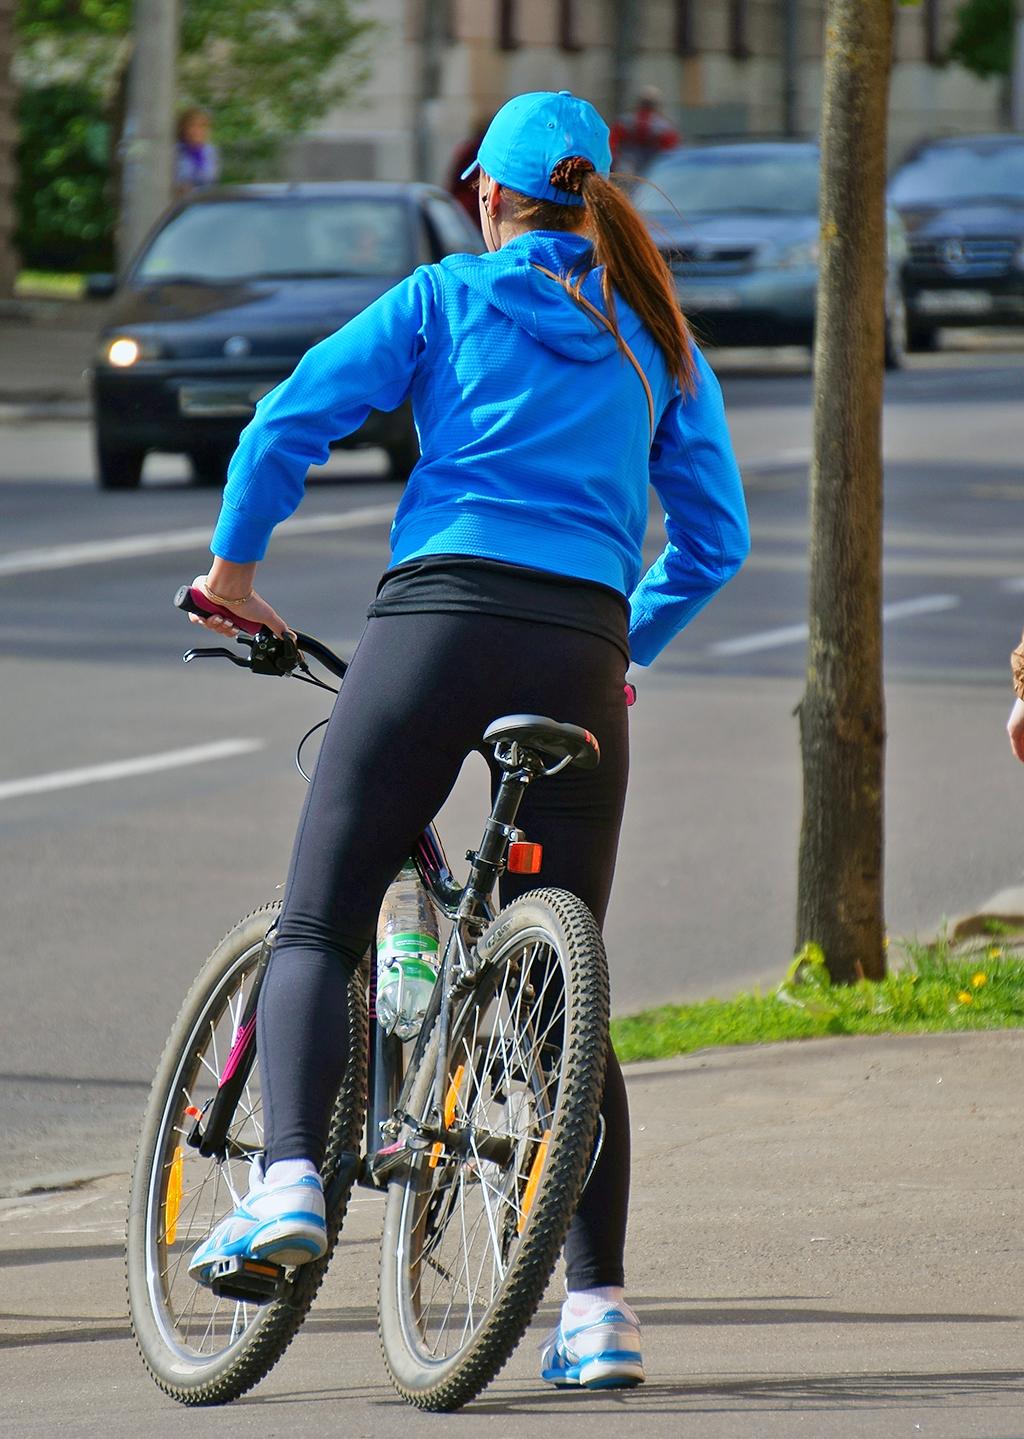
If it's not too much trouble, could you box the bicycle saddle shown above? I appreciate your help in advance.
[482,714,600,770]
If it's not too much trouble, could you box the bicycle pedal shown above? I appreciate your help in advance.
[206,1254,285,1303]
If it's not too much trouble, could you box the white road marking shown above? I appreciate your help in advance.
[0,739,264,802]
[742,447,812,472]
[709,593,961,658]
[0,504,396,578]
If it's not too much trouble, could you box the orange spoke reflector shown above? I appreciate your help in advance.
[517,1129,551,1234]
[429,1064,466,1169]
[184,1105,201,1118]
[508,841,543,874]
[165,1145,184,1246]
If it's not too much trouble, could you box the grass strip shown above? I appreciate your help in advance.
[15,271,86,299]
[611,936,1024,1063]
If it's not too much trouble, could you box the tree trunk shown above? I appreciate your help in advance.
[0,0,17,298]
[795,0,892,984]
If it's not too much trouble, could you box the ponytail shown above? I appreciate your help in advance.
[506,157,696,396]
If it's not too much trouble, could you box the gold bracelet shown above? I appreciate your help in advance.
[203,580,254,608]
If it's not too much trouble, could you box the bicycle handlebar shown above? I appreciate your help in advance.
[175,583,263,635]
[174,584,349,682]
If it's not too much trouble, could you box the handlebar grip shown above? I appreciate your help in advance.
[174,583,263,636]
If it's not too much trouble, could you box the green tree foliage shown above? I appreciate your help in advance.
[16,82,115,269]
[948,0,1013,78]
[15,0,374,268]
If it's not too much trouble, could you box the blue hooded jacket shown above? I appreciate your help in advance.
[211,229,749,665]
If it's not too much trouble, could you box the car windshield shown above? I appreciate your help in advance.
[636,150,820,216]
[135,197,413,282]
[889,142,1024,205]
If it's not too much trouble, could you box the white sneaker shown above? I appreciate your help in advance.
[187,1160,326,1286]
[540,1299,646,1389]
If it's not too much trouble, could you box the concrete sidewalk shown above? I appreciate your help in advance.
[2,1028,1023,1438]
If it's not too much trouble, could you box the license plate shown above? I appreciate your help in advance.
[915,289,994,315]
[679,287,741,311]
[178,382,275,417]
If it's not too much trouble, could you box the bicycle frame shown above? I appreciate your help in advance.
[188,755,542,1203]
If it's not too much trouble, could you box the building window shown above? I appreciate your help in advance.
[729,0,750,61]
[924,0,941,65]
[674,0,697,58]
[498,0,519,51]
[559,0,582,52]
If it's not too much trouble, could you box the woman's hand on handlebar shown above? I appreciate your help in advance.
[188,572,291,639]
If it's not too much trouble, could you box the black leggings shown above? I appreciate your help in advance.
[258,609,631,1289]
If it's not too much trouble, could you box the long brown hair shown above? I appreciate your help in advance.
[504,156,696,395]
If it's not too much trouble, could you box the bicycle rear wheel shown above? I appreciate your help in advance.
[126,903,367,1405]
[378,887,609,1411]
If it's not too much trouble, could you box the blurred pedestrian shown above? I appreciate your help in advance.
[609,85,680,177]
[447,116,490,227]
[175,106,219,196]
[1007,635,1024,760]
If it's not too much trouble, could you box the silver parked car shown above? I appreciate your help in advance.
[636,141,909,368]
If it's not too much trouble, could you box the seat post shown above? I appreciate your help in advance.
[459,757,535,923]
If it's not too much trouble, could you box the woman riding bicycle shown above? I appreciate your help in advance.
[187,90,749,1390]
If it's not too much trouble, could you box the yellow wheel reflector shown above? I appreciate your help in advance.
[517,1129,551,1234]
[165,1145,184,1245]
[429,1064,465,1169]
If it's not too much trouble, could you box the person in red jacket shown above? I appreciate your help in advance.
[609,85,680,177]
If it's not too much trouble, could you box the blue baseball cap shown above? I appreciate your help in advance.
[460,91,612,207]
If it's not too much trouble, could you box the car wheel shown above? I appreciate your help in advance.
[884,289,908,371]
[190,446,233,488]
[97,437,145,490]
[386,431,420,482]
[906,318,939,353]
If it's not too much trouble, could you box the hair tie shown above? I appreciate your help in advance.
[549,155,595,195]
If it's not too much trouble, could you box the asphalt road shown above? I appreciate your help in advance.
[2,347,1024,1198]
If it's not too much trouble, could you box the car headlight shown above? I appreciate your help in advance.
[769,238,820,270]
[100,335,161,366]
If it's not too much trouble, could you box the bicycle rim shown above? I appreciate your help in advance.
[140,939,269,1365]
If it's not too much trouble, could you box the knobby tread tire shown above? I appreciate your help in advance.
[378,887,609,1411]
[126,902,368,1406]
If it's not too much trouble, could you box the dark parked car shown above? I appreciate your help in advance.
[888,133,1024,350]
[635,141,909,367]
[88,182,484,489]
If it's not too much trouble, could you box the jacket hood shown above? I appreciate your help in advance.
[441,230,644,361]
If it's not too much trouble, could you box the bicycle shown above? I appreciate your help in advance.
[125,584,611,1411]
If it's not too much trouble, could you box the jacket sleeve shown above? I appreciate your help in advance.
[627,347,749,666]
[210,269,432,561]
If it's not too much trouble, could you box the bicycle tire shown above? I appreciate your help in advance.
[378,887,609,1411]
[126,902,367,1405]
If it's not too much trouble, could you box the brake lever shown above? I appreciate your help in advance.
[183,646,253,669]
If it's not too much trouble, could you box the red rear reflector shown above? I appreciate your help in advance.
[508,841,543,874]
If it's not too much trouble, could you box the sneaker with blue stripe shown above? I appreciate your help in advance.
[540,1300,645,1389]
[187,1160,327,1286]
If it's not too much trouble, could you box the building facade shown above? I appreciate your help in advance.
[287,1,1004,187]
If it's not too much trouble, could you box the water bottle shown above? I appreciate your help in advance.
[376,861,440,1041]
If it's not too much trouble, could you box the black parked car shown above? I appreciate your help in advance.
[888,133,1024,350]
[636,141,909,367]
[88,182,484,489]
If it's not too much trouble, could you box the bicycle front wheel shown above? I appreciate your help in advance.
[378,887,609,1411]
[126,903,367,1405]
